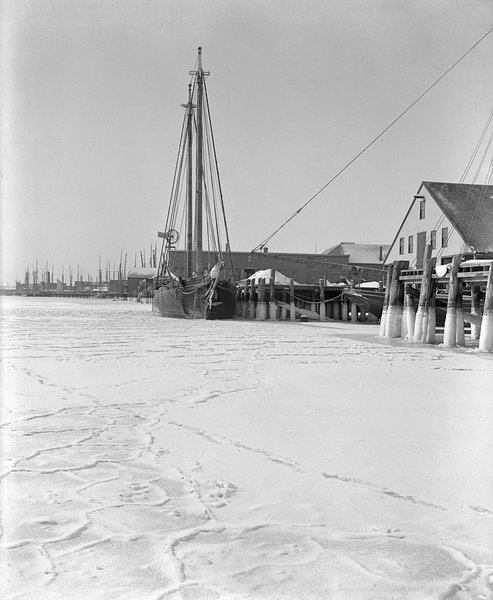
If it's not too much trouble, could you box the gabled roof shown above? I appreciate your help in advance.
[422,182,493,252]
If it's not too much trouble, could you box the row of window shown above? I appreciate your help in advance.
[399,227,448,255]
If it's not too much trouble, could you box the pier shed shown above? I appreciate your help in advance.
[322,241,390,282]
[127,267,156,295]
[384,182,493,268]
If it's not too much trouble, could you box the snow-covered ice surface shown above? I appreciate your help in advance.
[1,296,492,600]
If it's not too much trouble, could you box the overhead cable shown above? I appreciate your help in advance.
[252,25,493,252]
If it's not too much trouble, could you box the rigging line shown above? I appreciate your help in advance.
[204,79,236,275]
[427,175,493,259]
[158,107,189,277]
[201,112,220,254]
[252,25,493,252]
[487,154,493,184]
[203,180,220,255]
[203,104,222,255]
[168,135,188,236]
[427,119,492,253]
[168,197,188,273]
[460,105,493,183]
[460,182,493,251]
[472,125,493,183]
[163,101,189,233]
[446,158,493,259]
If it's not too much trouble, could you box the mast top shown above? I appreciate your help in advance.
[190,47,209,77]
[197,47,203,71]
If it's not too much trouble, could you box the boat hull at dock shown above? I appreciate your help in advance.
[153,280,236,319]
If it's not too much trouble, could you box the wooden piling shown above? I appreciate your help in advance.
[470,285,481,340]
[341,300,349,321]
[290,279,296,321]
[402,285,416,340]
[281,288,288,320]
[256,278,267,320]
[443,255,461,347]
[333,299,340,320]
[455,279,465,346]
[326,296,333,319]
[310,288,316,315]
[269,270,277,320]
[319,279,326,321]
[413,256,436,343]
[425,283,436,344]
[241,284,249,319]
[236,288,243,317]
[479,262,493,352]
[379,266,392,337]
[403,286,416,340]
[351,303,358,322]
[248,279,256,319]
[385,260,408,338]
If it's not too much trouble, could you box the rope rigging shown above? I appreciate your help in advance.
[252,25,493,253]
[413,106,493,266]
[157,67,234,280]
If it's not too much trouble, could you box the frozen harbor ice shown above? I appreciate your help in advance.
[1,296,492,599]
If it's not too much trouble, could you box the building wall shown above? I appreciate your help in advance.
[167,250,349,284]
[384,187,467,267]
[128,276,153,294]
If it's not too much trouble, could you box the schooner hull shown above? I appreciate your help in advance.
[152,281,237,319]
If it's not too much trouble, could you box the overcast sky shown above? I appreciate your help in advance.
[1,0,492,284]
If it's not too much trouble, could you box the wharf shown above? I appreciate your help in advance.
[236,257,493,353]
[379,255,493,352]
[236,275,369,322]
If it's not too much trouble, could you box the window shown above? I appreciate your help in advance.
[399,237,404,255]
[430,230,436,249]
[441,227,448,248]
[419,198,425,219]
[408,235,414,253]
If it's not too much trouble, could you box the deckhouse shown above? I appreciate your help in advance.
[384,182,493,267]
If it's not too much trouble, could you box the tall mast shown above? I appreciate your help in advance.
[192,47,209,275]
[184,83,194,277]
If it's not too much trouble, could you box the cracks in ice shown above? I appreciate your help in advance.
[6,457,134,476]
[166,419,488,517]
[168,420,302,471]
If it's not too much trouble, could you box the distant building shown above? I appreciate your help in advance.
[384,182,493,267]
[322,242,390,282]
[127,267,156,294]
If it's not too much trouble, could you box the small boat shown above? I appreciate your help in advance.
[153,48,236,319]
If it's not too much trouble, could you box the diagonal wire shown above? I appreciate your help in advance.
[252,25,493,252]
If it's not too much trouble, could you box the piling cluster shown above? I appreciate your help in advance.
[379,252,493,353]
[236,270,367,323]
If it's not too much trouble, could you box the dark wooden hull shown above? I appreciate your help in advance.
[153,279,236,319]
[347,288,386,319]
